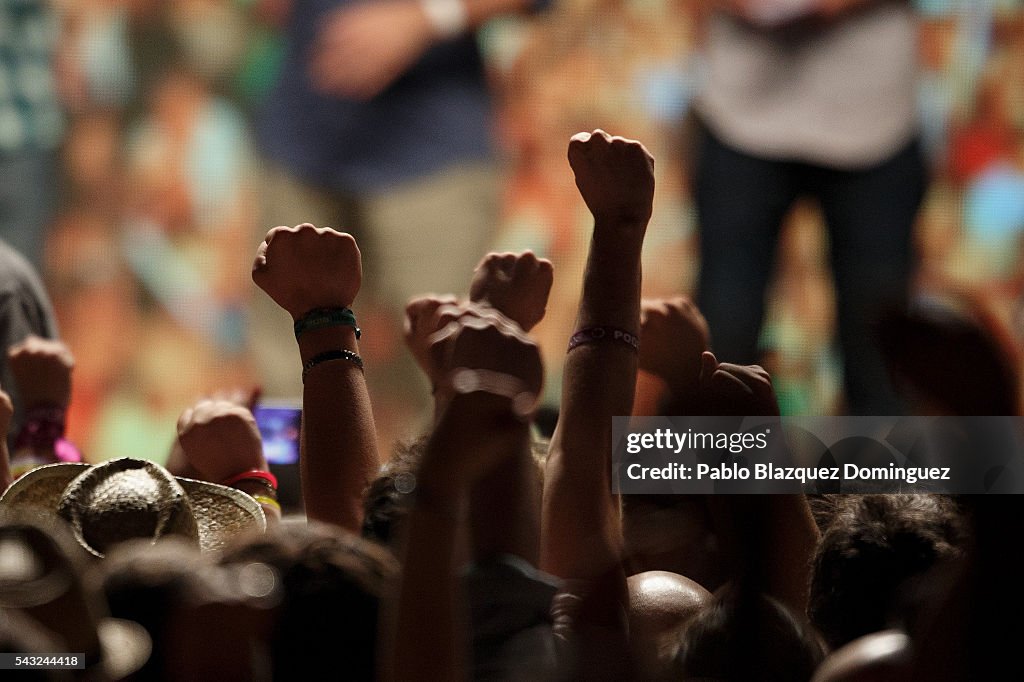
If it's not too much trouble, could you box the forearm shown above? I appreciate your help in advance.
[707,494,818,615]
[299,326,379,532]
[469,440,539,564]
[393,394,525,680]
[391,481,464,682]
[542,229,643,578]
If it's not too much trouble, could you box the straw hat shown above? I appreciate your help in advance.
[0,458,266,558]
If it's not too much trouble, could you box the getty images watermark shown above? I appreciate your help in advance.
[612,416,1024,494]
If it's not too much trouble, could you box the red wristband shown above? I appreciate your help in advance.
[220,469,278,490]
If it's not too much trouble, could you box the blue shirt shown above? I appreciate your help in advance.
[258,0,494,192]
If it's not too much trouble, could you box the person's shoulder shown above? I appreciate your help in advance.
[0,240,40,286]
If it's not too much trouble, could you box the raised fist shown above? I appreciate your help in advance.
[639,296,710,392]
[404,294,459,385]
[469,251,554,332]
[252,223,362,320]
[7,336,74,409]
[697,351,780,417]
[568,129,655,232]
[176,399,267,484]
[428,301,544,403]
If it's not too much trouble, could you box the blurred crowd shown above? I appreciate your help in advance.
[27,1,1024,457]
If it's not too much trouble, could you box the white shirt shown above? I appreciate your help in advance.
[697,1,919,169]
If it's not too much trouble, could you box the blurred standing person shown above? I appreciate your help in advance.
[252,0,548,399]
[693,0,927,414]
[0,0,64,266]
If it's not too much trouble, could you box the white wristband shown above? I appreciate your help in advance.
[419,0,469,40]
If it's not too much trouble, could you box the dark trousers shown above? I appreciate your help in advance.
[694,126,928,415]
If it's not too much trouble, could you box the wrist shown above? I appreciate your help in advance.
[435,368,538,422]
[294,307,360,341]
[298,325,358,363]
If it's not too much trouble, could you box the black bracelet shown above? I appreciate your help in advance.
[302,349,364,382]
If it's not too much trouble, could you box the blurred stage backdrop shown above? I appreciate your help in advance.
[43,0,1024,460]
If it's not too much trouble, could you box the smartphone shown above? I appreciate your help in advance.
[254,402,302,466]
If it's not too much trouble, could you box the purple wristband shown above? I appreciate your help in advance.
[15,406,66,450]
[567,326,640,353]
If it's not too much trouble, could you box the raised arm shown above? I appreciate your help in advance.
[389,303,542,681]
[633,296,710,416]
[541,130,654,580]
[402,250,552,564]
[176,398,281,525]
[6,336,79,476]
[695,351,818,616]
[252,223,376,531]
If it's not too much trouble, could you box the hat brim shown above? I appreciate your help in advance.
[0,463,266,553]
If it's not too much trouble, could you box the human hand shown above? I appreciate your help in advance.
[166,387,261,479]
[176,399,267,484]
[309,1,435,100]
[424,302,543,483]
[697,351,780,416]
[252,223,362,320]
[429,302,544,400]
[469,251,554,332]
[404,294,459,386]
[567,129,655,234]
[7,337,74,409]
[639,296,710,392]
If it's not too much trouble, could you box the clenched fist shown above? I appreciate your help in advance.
[568,129,655,234]
[176,399,267,484]
[7,336,74,409]
[639,297,710,393]
[469,251,554,332]
[252,223,362,320]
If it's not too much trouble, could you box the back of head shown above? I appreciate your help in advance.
[809,494,965,649]
[221,520,398,680]
[361,437,426,550]
[878,299,1021,416]
[675,590,824,682]
[94,538,208,679]
[627,571,711,681]
[810,630,911,682]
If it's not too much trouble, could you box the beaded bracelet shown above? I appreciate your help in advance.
[302,349,364,382]
[294,307,361,340]
[567,326,640,353]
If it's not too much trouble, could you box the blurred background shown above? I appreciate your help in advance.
[27,0,1024,459]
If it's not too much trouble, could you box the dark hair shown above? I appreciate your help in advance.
[809,494,965,649]
[221,520,398,681]
[675,590,824,682]
[361,437,427,549]
[95,538,209,679]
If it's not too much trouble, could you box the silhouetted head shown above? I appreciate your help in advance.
[810,494,965,649]
[675,589,825,682]
[628,571,711,681]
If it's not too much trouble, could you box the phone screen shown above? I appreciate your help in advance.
[254,404,302,466]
